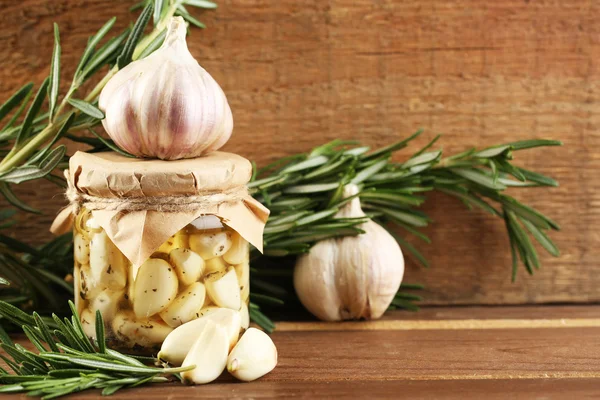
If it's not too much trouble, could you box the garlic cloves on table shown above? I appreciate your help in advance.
[227,328,278,382]
[158,308,241,366]
[294,184,405,321]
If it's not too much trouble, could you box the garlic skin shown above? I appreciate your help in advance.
[293,184,404,321]
[99,17,233,160]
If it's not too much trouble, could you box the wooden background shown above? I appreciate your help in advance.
[0,0,596,307]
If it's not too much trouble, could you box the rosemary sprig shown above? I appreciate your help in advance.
[249,133,561,280]
[0,300,193,399]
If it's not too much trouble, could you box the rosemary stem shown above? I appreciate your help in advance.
[84,67,117,103]
[53,85,77,123]
[0,124,59,172]
[132,4,178,61]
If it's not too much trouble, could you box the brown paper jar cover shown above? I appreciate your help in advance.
[51,151,269,267]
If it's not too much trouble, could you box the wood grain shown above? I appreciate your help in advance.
[0,0,596,306]
[3,306,600,399]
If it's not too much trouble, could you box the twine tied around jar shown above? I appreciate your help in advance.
[64,171,249,215]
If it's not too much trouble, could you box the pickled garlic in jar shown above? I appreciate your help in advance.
[74,210,250,353]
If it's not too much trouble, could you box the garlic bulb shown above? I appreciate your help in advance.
[99,17,233,160]
[293,184,404,321]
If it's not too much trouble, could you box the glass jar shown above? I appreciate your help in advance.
[73,208,250,354]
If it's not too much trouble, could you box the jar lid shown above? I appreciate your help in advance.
[68,150,252,198]
[52,151,269,266]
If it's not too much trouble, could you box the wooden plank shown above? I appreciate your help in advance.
[2,306,600,398]
[38,379,600,400]
[384,305,600,320]
[0,0,596,306]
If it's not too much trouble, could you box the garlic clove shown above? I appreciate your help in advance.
[223,233,248,265]
[190,215,223,231]
[98,17,233,160]
[204,256,228,276]
[85,216,102,232]
[79,264,102,302]
[89,231,127,290]
[80,309,96,340]
[205,268,241,310]
[240,277,250,303]
[239,302,250,330]
[74,233,90,265]
[158,308,241,366]
[235,262,250,303]
[234,262,249,290]
[159,282,206,328]
[181,321,229,384]
[227,328,278,382]
[74,264,84,313]
[189,232,232,260]
[133,258,178,318]
[112,311,173,347]
[157,231,188,255]
[169,248,204,286]
[197,305,220,317]
[90,288,124,323]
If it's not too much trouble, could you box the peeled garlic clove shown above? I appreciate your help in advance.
[205,268,241,310]
[239,302,249,330]
[159,282,206,327]
[227,328,278,382]
[223,233,248,265]
[98,17,233,160]
[181,321,229,384]
[80,309,96,339]
[235,262,250,302]
[169,248,204,286]
[90,288,124,322]
[197,305,220,317]
[204,257,228,275]
[133,258,178,318]
[240,278,250,303]
[234,262,249,288]
[190,215,223,230]
[85,216,102,232]
[89,231,127,290]
[189,232,232,260]
[112,311,173,347]
[158,308,241,366]
[74,233,90,265]
[157,231,189,255]
[79,264,102,302]
[74,264,84,313]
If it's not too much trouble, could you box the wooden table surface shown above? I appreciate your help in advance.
[3,305,600,399]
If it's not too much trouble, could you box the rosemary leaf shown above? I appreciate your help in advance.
[0,83,33,124]
[15,78,49,146]
[48,24,61,120]
[67,99,104,120]
[117,3,154,69]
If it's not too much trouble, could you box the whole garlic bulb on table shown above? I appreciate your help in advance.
[294,184,404,321]
[99,17,233,160]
